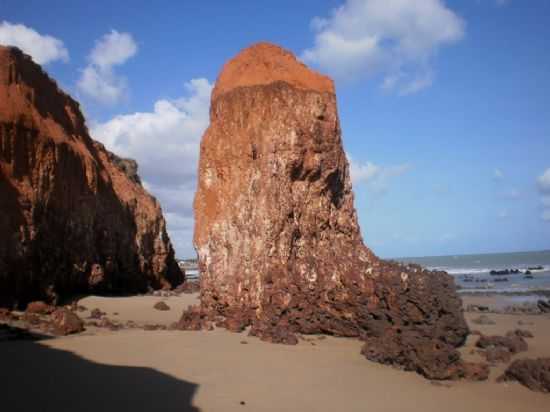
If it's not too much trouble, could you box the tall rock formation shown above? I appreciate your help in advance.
[190,43,475,380]
[0,46,183,307]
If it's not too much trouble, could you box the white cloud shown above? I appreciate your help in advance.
[349,159,379,184]
[495,0,510,7]
[0,21,68,64]
[493,168,503,179]
[77,30,137,104]
[302,0,465,94]
[89,30,137,70]
[542,196,550,208]
[349,156,411,193]
[91,78,213,257]
[543,210,550,222]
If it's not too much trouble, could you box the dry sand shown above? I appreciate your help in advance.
[1,293,549,412]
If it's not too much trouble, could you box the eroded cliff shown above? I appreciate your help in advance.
[0,46,183,307]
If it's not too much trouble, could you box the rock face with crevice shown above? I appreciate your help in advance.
[0,46,183,308]
[189,42,474,380]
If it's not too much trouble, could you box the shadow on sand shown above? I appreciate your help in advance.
[0,326,200,412]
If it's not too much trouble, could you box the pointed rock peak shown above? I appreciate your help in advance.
[212,42,334,100]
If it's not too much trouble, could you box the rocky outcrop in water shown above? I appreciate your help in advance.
[185,42,475,380]
[0,46,183,308]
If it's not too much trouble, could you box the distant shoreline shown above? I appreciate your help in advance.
[394,249,550,261]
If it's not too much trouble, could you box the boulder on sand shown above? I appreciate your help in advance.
[498,358,550,393]
[51,308,84,335]
[182,42,476,380]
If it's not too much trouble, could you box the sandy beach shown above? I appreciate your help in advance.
[1,293,549,412]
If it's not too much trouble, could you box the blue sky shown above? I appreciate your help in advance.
[1,0,549,258]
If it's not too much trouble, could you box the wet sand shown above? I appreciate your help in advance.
[1,293,549,411]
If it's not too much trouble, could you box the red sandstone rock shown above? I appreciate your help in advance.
[187,42,470,380]
[25,301,54,315]
[0,46,184,308]
[498,358,550,393]
[51,308,84,335]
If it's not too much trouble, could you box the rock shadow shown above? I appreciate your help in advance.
[0,331,200,412]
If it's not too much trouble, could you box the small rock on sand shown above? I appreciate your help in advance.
[472,315,496,325]
[89,308,106,319]
[52,309,84,336]
[26,301,55,315]
[506,329,534,339]
[153,301,170,311]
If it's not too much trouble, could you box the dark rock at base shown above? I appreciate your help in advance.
[153,301,171,311]
[51,309,84,335]
[361,335,482,380]
[476,334,528,354]
[498,358,550,392]
[506,329,534,339]
[26,301,55,315]
[472,315,496,325]
[249,324,299,345]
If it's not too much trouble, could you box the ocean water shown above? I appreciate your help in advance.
[397,250,550,294]
[185,269,199,280]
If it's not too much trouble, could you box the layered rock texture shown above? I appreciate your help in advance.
[189,42,473,379]
[0,46,183,308]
